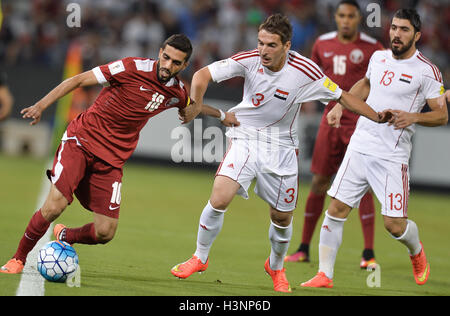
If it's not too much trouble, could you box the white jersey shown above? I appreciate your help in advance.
[348,49,444,164]
[208,49,343,149]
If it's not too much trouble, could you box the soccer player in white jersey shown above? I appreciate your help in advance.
[171,14,392,293]
[301,9,448,289]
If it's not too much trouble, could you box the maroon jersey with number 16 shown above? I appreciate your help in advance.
[65,57,190,168]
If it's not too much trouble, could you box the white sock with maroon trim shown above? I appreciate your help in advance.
[318,211,347,279]
[194,200,226,264]
[268,220,292,271]
[392,219,421,256]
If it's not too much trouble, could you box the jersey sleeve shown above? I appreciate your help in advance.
[92,57,136,87]
[296,76,343,104]
[421,67,444,100]
[208,58,248,83]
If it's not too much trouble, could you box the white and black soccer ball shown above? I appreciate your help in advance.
[37,241,79,283]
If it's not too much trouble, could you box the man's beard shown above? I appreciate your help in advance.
[391,37,414,56]
[156,62,177,83]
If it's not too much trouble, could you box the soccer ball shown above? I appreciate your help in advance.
[37,241,79,283]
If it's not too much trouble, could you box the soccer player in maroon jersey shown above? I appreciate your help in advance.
[285,0,384,268]
[1,34,201,274]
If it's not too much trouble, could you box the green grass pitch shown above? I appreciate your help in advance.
[0,153,449,296]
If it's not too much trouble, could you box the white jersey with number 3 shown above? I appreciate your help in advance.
[208,50,343,149]
[348,49,444,164]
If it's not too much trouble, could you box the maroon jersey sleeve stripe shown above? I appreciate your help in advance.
[230,49,259,59]
[287,61,316,81]
[289,54,324,77]
[419,53,443,82]
[232,53,260,62]
[417,54,441,82]
[288,57,323,80]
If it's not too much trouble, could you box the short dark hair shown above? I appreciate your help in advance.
[162,34,193,61]
[393,8,421,33]
[336,0,361,12]
[259,14,292,44]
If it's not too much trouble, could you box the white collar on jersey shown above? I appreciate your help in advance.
[263,52,290,75]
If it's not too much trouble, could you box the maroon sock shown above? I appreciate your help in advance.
[64,223,98,245]
[14,209,51,263]
[301,191,326,245]
[359,192,375,252]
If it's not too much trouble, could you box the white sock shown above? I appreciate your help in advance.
[318,211,347,279]
[392,219,422,256]
[194,200,226,264]
[269,220,293,271]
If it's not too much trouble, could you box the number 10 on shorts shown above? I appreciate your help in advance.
[110,181,122,205]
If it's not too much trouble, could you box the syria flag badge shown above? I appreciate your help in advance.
[399,73,412,84]
[274,89,289,101]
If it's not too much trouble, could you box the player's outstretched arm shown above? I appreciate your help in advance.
[327,77,371,128]
[338,91,392,123]
[21,70,99,125]
[178,66,212,125]
[388,96,448,130]
[190,66,212,109]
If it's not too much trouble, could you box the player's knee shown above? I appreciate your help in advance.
[95,229,115,244]
[95,223,117,244]
[209,197,229,210]
[270,208,293,227]
[327,198,351,219]
[383,218,406,237]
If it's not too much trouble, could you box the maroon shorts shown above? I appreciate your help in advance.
[47,139,123,219]
[310,120,355,177]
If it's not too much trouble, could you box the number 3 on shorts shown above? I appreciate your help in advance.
[284,188,296,204]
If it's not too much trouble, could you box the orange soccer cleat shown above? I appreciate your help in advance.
[0,258,24,274]
[301,272,334,288]
[360,257,378,270]
[264,258,292,293]
[171,255,209,279]
[410,242,430,285]
[53,224,67,242]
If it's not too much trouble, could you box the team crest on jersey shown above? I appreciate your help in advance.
[399,73,412,84]
[274,89,289,101]
[349,48,364,64]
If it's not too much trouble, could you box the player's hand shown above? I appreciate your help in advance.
[21,103,43,125]
[377,109,395,123]
[387,110,416,129]
[327,104,343,128]
[221,112,240,127]
[178,102,202,124]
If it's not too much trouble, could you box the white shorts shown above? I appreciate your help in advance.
[328,149,409,218]
[216,138,299,212]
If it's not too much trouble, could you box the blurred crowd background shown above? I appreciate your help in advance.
[1,0,448,83]
[0,0,448,125]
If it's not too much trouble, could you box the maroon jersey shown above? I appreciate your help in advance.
[65,57,190,168]
[311,31,383,126]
